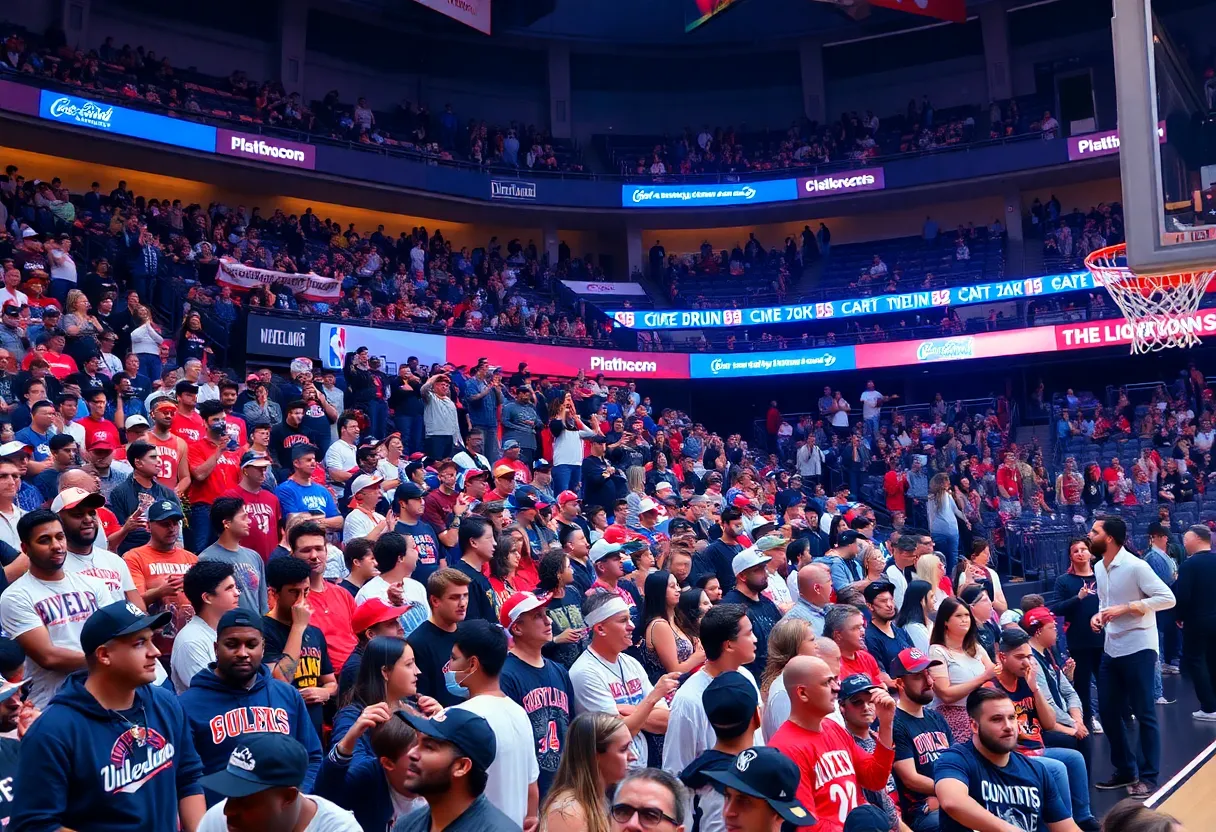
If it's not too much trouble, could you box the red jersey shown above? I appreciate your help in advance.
[839,649,882,687]
[308,579,357,672]
[171,410,206,444]
[148,432,186,490]
[76,415,120,450]
[493,457,532,485]
[422,488,459,531]
[769,717,896,832]
[222,485,282,562]
[23,349,76,379]
[882,470,906,513]
[996,465,1022,499]
[186,439,241,505]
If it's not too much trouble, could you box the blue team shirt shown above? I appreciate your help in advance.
[498,654,574,799]
[14,427,50,461]
[275,479,339,518]
[934,740,1070,832]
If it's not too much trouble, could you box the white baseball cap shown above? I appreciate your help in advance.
[732,547,772,577]
[0,440,32,457]
[589,539,624,563]
[654,481,674,494]
[637,497,661,515]
[124,414,150,429]
[350,473,384,495]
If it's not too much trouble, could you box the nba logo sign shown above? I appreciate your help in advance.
[325,326,347,369]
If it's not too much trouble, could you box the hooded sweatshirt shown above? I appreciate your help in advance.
[10,671,204,832]
[679,749,735,832]
[177,664,322,804]
[315,703,395,832]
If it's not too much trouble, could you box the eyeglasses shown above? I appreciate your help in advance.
[610,804,678,828]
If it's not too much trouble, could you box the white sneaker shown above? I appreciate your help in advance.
[1156,696,1175,705]
[1093,718,1104,734]
[1193,711,1216,721]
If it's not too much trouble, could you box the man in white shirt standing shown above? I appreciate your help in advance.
[55,487,142,608]
[1089,516,1175,798]
[324,412,360,485]
[662,603,760,786]
[829,391,851,440]
[859,381,896,441]
[569,593,678,770]
[448,619,539,829]
[171,559,241,692]
[0,508,116,709]
[355,532,429,637]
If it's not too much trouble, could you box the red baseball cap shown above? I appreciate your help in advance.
[602,524,645,545]
[499,592,550,629]
[1020,607,1056,636]
[88,437,117,452]
[888,647,943,678]
[350,598,410,634]
[732,494,755,509]
[557,490,580,506]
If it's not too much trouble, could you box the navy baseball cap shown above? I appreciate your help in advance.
[843,804,888,832]
[200,733,310,797]
[396,482,424,501]
[397,707,496,771]
[290,444,319,461]
[80,601,171,656]
[702,671,759,738]
[704,748,815,826]
[838,674,881,702]
[217,608,264,635]
[147,498,184,523]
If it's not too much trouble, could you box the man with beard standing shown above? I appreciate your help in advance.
[721,549,780,680]
[178,608,322,804]
[56,487,143,610]
[934,688,1077,832]
[1087,516,1175,799]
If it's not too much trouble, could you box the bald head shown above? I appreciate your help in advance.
[814,636,841,676]
[798,563,833,606]
[783,655,829,692]
[59,469,99,493]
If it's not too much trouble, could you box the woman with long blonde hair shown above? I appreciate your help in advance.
[540,712,633,832]
[759,617,815,700]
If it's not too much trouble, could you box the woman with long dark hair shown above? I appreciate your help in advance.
[539,713,633,832]
[827,514,848,548]
[1051,537,1103,732]
[676,588,710,643]
[1081,463,1107,514]
[640,570,704,682]
[952,538,1008,614]
[176,309,208,364]
[537,549,588,669]
[896,579,934,653]
[488,532,522,614]
[928,595,997,742]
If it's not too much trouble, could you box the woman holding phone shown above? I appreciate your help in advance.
[550,392,596,495]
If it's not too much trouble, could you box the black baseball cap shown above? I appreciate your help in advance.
[843,804,888,832]
[702,671,759,739]
[174,380,199,396]
[147,498,184,523]
[837,530,862,546]
[200,733,310,797]
[397,707,497,771]
[396,482,424,501]
[290,444,319,461]
[862,580,896,604]
[217,608,264,635]
[80,601,171,656]
[704,748,815,826]
[838,674,881,702]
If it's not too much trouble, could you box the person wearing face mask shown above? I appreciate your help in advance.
[442,619,539,828]
[407,568,471,707]
[186,400,242,553]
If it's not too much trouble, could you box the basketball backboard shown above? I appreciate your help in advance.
[1112,0,1216,275]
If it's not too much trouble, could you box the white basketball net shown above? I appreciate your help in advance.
[1086,245,1214,354]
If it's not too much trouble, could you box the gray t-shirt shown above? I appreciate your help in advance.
[393,794,520,832]
[199,542,267,616]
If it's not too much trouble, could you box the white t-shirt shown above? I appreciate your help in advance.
[324,440,357,479]
[569,647,662,768]
[48,248,77,284]
[455,694,540,827]
[0,504,23,552]
[0,288,27,310]
[63,421,86,447]
[831,399,851,427]
[343,509,383,542]
[200,796,360,832]
[766,571,792,608]
[0,570,116,708]
[860,390,883,419]
[63,548,135,597]
[171,615,216,693]
[377,459,400,502]
[355,575,429,637]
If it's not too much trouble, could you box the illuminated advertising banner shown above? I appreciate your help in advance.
[608,271,1096,330]
[561,281,648,297]
[446,338,690,380]
[689,347,856,379]
[869,0,966,22]
[319,323,447,371]
[685,0,744,31]
[853,327,1058,369]
[621,179,797,208]
[1054,311,1216,350]
[1067,123,1166,162]
[796,168,886,199]
[216,128,316,170]
[39,89,216,152]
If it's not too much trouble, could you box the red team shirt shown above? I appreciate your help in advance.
[222,485,282,562]
[76,415,120,450]
[769,718,896,832]
[149,432,186,490]
[170,410,206,444]
[839,650,883,687]
[187,440,241,505]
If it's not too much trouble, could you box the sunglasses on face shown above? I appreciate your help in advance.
[610,804,678,828]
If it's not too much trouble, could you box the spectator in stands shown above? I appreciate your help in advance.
[929,595,997,742]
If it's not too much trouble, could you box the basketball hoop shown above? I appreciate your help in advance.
[1084,243,1216,353]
